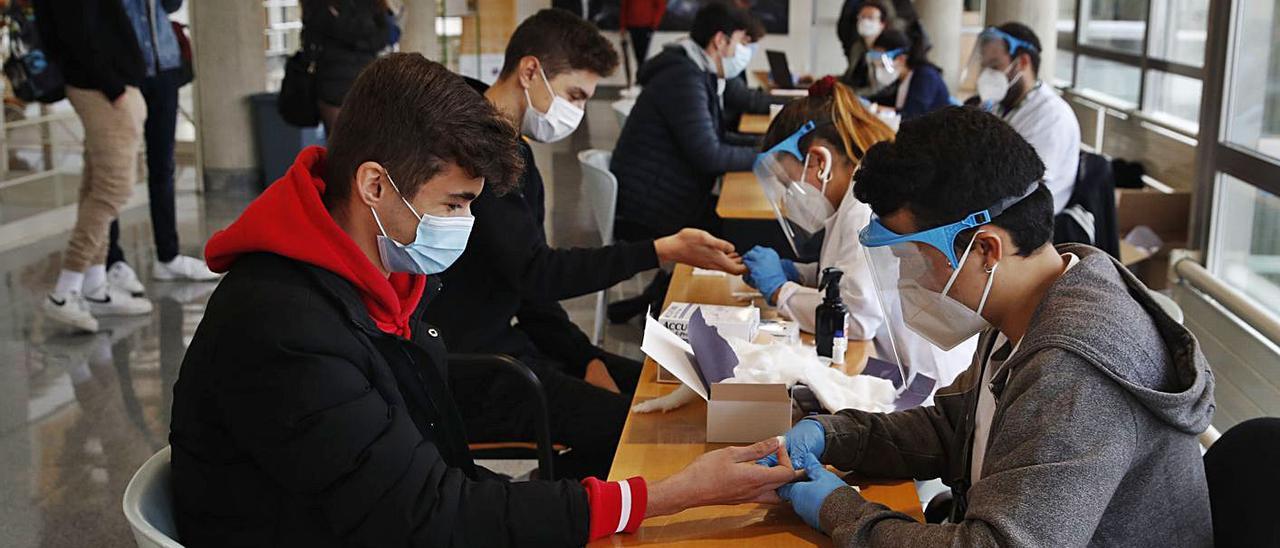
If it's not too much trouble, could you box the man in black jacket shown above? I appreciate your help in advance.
[610,2,759,242]
[428,9,747,480]
[169,52,800,546]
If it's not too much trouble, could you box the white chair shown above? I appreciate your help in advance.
[578,149,617,345]
[122,446,184,548]
[610,99,634,131]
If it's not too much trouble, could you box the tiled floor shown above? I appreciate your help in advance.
[0,96,645,547]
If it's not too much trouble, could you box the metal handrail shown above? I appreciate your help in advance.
[1173,257,1280,347]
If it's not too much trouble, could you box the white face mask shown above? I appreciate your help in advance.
[722,41,754,80]
[898,233,997,350]
[872,63,898,87]
[976,65,1020,107]
[521,61,584,143]
[856,18,883,39]
[782,149,836,234]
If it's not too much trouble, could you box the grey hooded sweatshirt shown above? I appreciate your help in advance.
[810,244,1216,546]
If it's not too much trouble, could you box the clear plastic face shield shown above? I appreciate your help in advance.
[960,27,1038,109]
[857,182,1040,350]
[865,48,905,89]
[752,120,835,256]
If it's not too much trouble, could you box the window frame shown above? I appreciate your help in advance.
[1056,0,1207,138]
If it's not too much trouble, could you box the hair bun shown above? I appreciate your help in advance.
[808,75,838,98]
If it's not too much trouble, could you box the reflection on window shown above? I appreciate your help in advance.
[1224,1,1280,162]
[1079,0,1147,54]
[1076,54,1140,107]
[1054,49,1075,87]
[1144,70,1201,130]
[1058,0,1077,35]
[1147,0,1209,66]
[1212,175,1280,318]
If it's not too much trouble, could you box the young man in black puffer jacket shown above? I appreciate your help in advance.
[610,2,758,241]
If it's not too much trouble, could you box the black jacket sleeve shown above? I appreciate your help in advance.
[303,0,389,52]
[474,187,661,302]
[516,299,604,378]
[723,76,773,116]
[214,311,592,546]
[655,69,757,174]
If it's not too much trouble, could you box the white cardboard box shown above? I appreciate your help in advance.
[659,302,760,343]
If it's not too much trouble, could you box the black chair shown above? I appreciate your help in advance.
[1203,417,1280,547]
[449,353,561,480]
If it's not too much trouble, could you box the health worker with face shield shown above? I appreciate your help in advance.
[765,107,1214,547]
[963,23,1080,214]
[863,29,951,120]
[740,77,974,392]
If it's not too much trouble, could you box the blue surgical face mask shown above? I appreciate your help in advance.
[370,172,475,275]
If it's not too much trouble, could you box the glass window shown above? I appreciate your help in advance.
[1223,2,1280,162]
[1058,0,1077,39]
[1054,48,1076,87]
[1211,175,1280,318]
[1147,0,1209,67]
[1076,54,1141,107]
[1079,0,1148,54]
[1144,70,1202,130]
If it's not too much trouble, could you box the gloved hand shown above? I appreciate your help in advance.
[777,452,851,530]
[757,419,826,469]
[742,246,799,304]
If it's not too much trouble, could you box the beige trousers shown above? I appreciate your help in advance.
[63,85,147,272]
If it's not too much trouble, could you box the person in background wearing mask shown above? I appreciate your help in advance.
[722,15,787,135]
[428,9,746,480]
[967,23,1081,215]
[170,53,801,546]
[766,107,1214,546]
[838,0,893,91]
[610,2,759,322]
[740,76,974,392]
[864,29,951,120]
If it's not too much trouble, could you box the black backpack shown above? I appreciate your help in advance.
[277,38,322,127]
[4,1,64,103]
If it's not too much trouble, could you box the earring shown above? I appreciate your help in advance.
[984,264,996,274]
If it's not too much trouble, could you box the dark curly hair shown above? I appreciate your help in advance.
[499,9,619,79]
[853,106,1053,256]
[323,53,523,208]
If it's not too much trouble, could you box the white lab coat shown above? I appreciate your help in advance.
[1003,82,1081,214]
[774,185,975,390]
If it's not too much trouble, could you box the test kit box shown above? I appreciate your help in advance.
[659,302,760,343]
[706,383,792,444]
[656,302,760,383]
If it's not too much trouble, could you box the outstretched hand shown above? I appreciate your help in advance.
[655,228,747,275]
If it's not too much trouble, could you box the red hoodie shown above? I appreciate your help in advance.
[205,146,425,338]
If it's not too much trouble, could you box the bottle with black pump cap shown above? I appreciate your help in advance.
[815,267,849,365]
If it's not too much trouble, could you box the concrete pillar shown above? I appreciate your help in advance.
[400,0,440,59]
[190,1,266,193]
[984,0,1058,85]
[915,0,964,91]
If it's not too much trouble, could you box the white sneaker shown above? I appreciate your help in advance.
[84,286,154,316]
[154,255,221,282]
[43,292,99,333]
[107,262,146,297]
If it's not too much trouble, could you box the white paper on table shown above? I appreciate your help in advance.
[692,268,727,277]
[641,312,711,400]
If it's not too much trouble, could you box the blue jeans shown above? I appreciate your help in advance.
[108,68,182,266]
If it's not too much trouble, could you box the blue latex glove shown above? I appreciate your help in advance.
[777,452,851,530]
[757,419,826,469]
[742,246,797,304]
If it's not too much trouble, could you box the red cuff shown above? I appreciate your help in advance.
[581,476,648,541]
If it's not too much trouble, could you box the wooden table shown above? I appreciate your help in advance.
[716,171,774,221]
[739,113,773,135]
[589,265,924,546]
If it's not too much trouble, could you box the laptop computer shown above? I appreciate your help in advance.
[766,49,798,90]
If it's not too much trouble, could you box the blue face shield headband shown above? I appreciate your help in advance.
[979,27,1039,59]
[858,181,1041,269]
[866,48,906,72]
